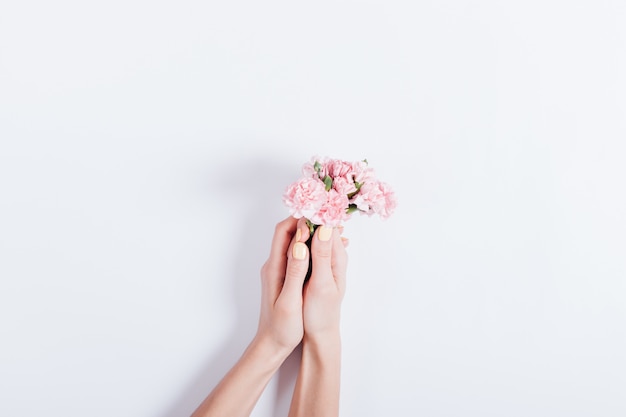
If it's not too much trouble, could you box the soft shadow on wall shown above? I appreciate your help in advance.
[159,154,302,417]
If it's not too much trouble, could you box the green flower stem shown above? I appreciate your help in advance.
[305,219,318,236]
[304,219,318,282]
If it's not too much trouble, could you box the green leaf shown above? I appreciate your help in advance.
[314,161,322,172]
[346,204,360,214]
[305,218,317,235]
[323,175,333,191]
[346,181,363,199]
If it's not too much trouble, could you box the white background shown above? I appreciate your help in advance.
[1,1,625,416]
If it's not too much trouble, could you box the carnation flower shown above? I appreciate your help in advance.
[283,156,397,231]
[352,180,397,218]
[310,189,352,227]
[283,177,327,220]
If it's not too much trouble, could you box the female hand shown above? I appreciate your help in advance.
[255,216,311,355]
[192,216,314,417]
[302,224,348,340]
[288,224,348,417]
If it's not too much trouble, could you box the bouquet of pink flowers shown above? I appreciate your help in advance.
[283,156,397,234]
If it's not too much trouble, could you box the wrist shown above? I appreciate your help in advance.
[304,324,340,341]
[301,332,342,379]
[250,333,296,367]
[303,329,341,355]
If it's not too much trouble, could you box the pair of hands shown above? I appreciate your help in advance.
[190,216,348,417]
[255,216,348,356]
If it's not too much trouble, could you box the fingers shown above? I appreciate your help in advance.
[280,217,311,298]
[331,227,348,292]
[262,218,348,303]
[264,216,310,266]
[310,225,348,287]
[268,217,298,258]
[261,217,298,302]
[337,225,349,248]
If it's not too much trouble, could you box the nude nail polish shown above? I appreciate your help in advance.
[293,242,307,260]
[318,225,333,241]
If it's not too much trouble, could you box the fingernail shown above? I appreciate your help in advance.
[318,225,333,241]
[295,228,302,242]
[293,242,307,260]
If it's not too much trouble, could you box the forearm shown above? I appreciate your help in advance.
[192,336,290,417]
[288,331,342,417]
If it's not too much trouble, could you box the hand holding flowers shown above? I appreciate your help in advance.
[192,157,396,417]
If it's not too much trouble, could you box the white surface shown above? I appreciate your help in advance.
[1,1,625,416]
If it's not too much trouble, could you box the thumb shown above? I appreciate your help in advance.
[309,225,334,283]
[280,219,310,299]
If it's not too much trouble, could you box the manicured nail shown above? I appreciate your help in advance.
[318,225,333,241]
[295,228,302,242]
[293,242,307,260]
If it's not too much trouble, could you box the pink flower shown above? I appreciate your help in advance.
[302,155,329,179]
[352,180,397,219]
[372,181,397,219]
[310,189,351,227]
[327,159,354,179]
[283,177,327,219]
[351,160,375,184]
[333,176,358,196]
[284,156,396,229]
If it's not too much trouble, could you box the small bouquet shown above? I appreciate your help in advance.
[283,155,397,238]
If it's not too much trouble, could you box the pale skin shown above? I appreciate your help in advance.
[191,216,348,417]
